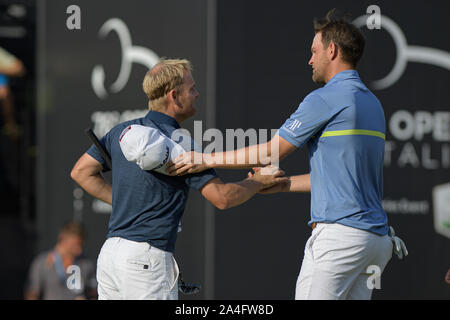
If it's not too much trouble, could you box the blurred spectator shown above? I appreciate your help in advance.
[0,46,24,141]
[0,46,25,214]
[24,221,97,300]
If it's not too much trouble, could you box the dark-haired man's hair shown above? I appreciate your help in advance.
[313,9,365,67]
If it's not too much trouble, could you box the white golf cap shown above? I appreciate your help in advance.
[119,124,186,174]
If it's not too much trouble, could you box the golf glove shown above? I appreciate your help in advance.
[389,226,408,260]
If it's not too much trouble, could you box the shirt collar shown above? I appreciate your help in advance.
[325,69,360,87]
[145,110,181,129]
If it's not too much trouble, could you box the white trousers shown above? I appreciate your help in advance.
[295,223,393,300]
[96,237,179,300]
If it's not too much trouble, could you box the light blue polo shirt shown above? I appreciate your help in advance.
[278,70,388,235]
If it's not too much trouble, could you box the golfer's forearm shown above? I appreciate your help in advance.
[0,60,25,77]
[206,143,274,169]
[221,179,262,209]
[72,172,112,205]
[286,174,311,192]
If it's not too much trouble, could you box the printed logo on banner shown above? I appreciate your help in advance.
[432,183,450,239]
[353,14,450,90]
[91,18,160,99]
[354,12,450,226]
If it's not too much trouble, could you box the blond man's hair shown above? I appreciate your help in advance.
[143,58,192,111]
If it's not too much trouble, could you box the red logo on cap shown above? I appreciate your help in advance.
[119,125,132,142]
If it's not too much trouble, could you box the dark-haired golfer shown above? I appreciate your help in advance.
[167,10,407,299]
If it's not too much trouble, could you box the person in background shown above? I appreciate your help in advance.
[0,46,25,213]
[24,221,97,300]
[0,46,25,141]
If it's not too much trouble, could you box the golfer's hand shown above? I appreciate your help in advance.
[445,269,450,286]
[249,166,288,189]
[248,168,290,194]
[389,226,408,260]
[166,151,208,176]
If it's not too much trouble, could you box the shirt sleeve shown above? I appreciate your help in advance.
[183,169,218,191]
[278,93,336,149]
[174,131,219,190]
[86,133,111,171]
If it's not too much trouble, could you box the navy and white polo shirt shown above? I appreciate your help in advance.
[87,111,217,253]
